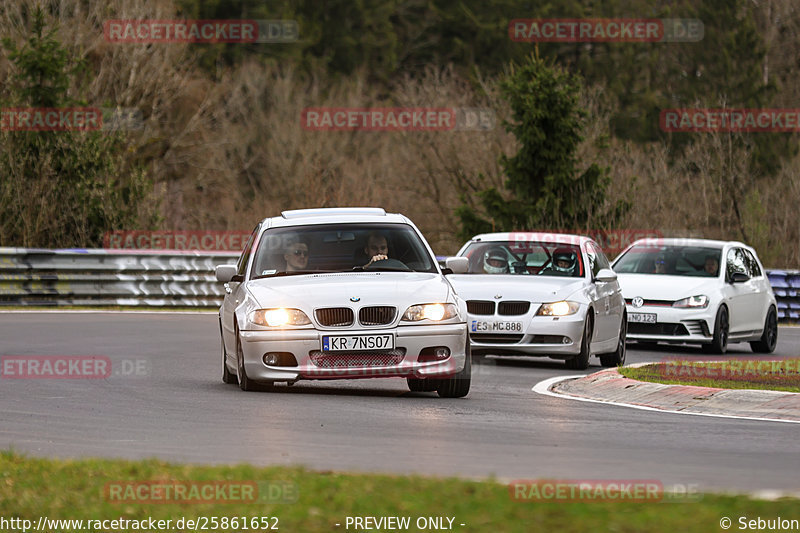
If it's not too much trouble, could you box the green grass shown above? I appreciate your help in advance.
[619,360,800,392]
[1,452,798,532]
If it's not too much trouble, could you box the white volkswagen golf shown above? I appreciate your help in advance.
[612,238,778,353]
[215,208,471,397]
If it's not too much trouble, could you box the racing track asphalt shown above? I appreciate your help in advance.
[0,312,798,492]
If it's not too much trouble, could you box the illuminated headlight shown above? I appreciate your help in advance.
[535,301,580,317]
[251,308,311,327]
[402,303,458,322]
[673,295,709,308]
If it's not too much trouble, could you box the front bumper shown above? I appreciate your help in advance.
[468,313,586,358]
[239,323,467,382]
[625,305,713,344]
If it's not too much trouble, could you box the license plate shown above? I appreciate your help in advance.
[322,334,394,352]
[628,313,657,324]
[470,320,523,333]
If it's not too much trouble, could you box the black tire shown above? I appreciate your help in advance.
[600,315,627,367]
[222,336,237,384]
[437,340,471,398]
[566,317,592,370]
[235,326,261,391]
[702,306,728,354]
[407,377,439,392]
[750,307,778,353]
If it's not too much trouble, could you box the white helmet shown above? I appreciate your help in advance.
[483,247,509,274]
[552,249,577,275]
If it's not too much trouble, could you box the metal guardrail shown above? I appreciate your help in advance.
[1,248,798,321]
[0,248,238,307]
[767,271,800,322]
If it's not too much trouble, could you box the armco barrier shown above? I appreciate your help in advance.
[0,248,238,307]
[768,270,800,322]
[0,248,798,318]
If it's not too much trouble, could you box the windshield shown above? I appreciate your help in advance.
[249,223,437,277]
[459,241,584,277]
[613,245,722,277]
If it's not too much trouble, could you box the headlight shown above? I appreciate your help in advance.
[402,303,458,322]
[536,301,580,316]
[672,295,709,308]
[251,308,311,327]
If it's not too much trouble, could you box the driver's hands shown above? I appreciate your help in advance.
[365,254,388,267]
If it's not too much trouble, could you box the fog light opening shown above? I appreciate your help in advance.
[262,352,298,367]
[418,346,451,363]
[264,353,280,365]
[562,336,571,344]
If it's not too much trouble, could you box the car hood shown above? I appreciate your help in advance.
[616,274,717,301]
[447,274,588,303]
[246,272,452,309]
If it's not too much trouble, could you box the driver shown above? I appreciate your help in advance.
[483,247,509,274]
[363,232,390,267]
[551,248,577,276]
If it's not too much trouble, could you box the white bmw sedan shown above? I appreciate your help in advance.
[612,238,778,354]
[447,233,627,370]
[215,208,471,397]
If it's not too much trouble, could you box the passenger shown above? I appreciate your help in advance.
[283,237,309,272]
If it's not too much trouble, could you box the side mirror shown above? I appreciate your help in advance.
[215,264,238,283]
[594,268,618,283]
[730,271,749,283]
[444,257,469,274]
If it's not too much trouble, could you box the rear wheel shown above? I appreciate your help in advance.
[702,306,728,354]
[437,340,471,398]
[566,317,592,370]
[750,307,778,353]
[600,315,627,367]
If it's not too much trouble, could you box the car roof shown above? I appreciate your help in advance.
[465,232,594,245]
[259,207,411,228]
[628,237,748,249]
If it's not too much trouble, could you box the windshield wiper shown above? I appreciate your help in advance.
[251,270,333,279]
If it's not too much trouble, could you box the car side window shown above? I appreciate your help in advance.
[592,243,611,271]
[585,243,600,277]
[743,249,762,277]
[726,248,748,281]
[237,223,261,277]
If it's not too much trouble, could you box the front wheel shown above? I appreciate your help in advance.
[407,377,439,392]
[702,306,728,354]
[437,341,471,398]
[222,337,237,384]
[600,315,627,367]
[750,307,778,353]
[566,317,592,370]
